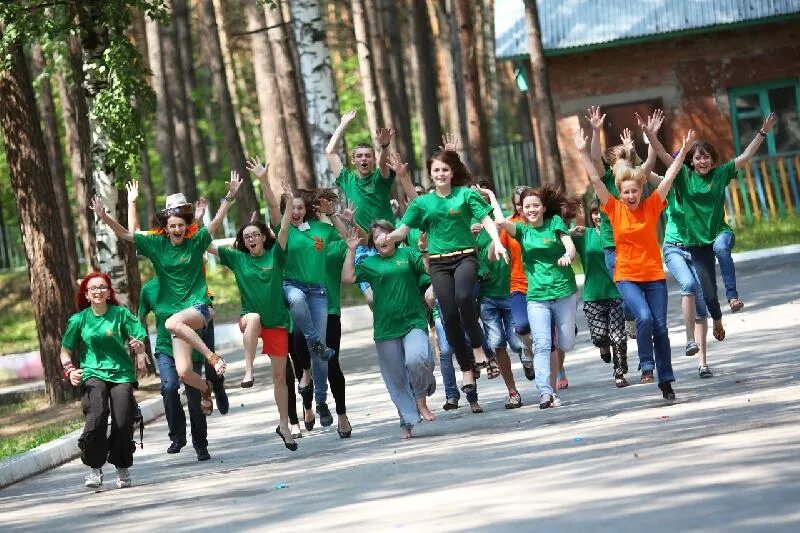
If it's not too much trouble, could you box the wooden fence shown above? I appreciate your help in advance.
[725,152,800,227]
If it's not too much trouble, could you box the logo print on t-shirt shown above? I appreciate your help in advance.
[312,236,323,251]
[106,329,113,337]
[448,208,461,216]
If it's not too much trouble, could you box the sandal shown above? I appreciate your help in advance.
[469,401,483,413]
[556,377,569,390]
[200,380,213,416]
[207,353,226,376]
[729,298,744,313]
[486,357,500,379]
[713,321,726,341]
[504,391,522,409]
[614,374,629,388]
[641,369,654,383]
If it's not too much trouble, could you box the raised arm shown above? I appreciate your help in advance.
[585,106,606,177]
[376,223,411,247]
[246,158,281,227]
[91,195,134,242]
[575,128,612,206]
[735,112,776,171]
[325,110,356,178]
[341,228,362,285]
[276,178,293,250]
[207,171,242,236]
[194,198,208,228]
[125,180,140,232]
[657,130,696,200]
[473,185,505,223]
[637,110,674,168]
[387,153,417,209]
[375,127,395,178]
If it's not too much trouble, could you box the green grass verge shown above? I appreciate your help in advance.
[730,213,800,252]
[0,419,84,461]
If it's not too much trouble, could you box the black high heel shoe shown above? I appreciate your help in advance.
[658,381,676,401]
[337,419,352,439]
[303,410,315,431]
[276,426,298,451]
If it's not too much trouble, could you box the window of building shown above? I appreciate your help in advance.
[729,80,800,156]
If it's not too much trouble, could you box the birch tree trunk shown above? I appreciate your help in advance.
[289,0,343,186]
[351,0,383,136]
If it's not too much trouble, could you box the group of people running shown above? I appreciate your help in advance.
[59,106,776,489]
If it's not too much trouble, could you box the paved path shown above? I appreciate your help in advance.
[1,259,799,532]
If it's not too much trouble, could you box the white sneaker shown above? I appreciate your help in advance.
[551,393,562,408]
[116,467,131,488]
[84,468,103,488]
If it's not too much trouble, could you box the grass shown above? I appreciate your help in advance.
[731,213,800,252]
[0,419,84,461]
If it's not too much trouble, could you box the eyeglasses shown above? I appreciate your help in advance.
[87,285,109,292]
[243,233,262,240]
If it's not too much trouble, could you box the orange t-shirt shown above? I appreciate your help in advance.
[601,194,666,282]
[506,214,527,294]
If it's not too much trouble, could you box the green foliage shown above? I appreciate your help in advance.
[0,419,84,461]
[733,213,800,252]
[335,54,371,151]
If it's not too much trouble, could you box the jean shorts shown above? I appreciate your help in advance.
[191,303,213,327]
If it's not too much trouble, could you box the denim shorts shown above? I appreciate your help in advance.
[191,303,213,327]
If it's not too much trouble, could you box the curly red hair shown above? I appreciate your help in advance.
[76,272,120,311]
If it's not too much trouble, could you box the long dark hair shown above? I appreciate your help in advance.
[427,149,471,187]
[686,141,718,170]
[519,183,580,222]
[233,221,274,253]
[76,272,121,311]
[279,189,316,222]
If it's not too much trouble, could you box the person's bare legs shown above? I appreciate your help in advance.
[695,319,709,367]
[417,397,434,421]
[495,346,517,393]
[173,339,210,392]
[400,426,413,440]
[270,355,294,446]
[240,313,260,383]
[681,295,697,343]
[549,350,560,390]
[166,308,224,373]
[472,346,489,366]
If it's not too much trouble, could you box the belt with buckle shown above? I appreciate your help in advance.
[428,248,476,260]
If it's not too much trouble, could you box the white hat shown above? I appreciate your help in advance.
[165,193,190,210]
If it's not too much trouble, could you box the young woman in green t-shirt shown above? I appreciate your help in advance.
[60,272,148,489]
[91,172,241,415]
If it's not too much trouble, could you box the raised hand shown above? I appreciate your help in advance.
[340,201,356,224]
[90,195,107,219]
[439,132,459,152]
[345,227,362,250]
[125,180,139,204]
[680,129,697,152]
[245,157,268,179]
[645,109,664,136]
[341,109,357,126]
[194,198,208,221]
[585,106,606,130]
[573,128,588,151]
[386,152,408,175]
[280,177,292,199]
[762,112,777,133]
[227,170,242,198]
[620,128,634,150]
[376,127,395,147]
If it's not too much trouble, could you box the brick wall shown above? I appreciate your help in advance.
[543,18,800,195]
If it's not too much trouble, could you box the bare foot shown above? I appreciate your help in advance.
[417,398,435,421]
[289,423,302,438]
[278,423,295,447]
[400,426,413,440]
[461,370,475,389]
[299,370,311,389]
[338,414,351,433]
[304,408,315,428]
[473,347,488,365]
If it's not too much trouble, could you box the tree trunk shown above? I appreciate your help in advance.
[410,0,442,162]
[454,0,491,178]
[265,2,315,189]
[382,0,416,171]
[482,0,501,140]
[200,0,260,223]
[289,0,343,187]
[211,0,247,150]
[145,15,179,195]
[364,0,393,134]
[57,33,97,272]
[163,0,197,201]
[30,44,80,283]
[245,0,293,189]
[523,0,564,188]
[0,38,77,405]
[351,0,383,136]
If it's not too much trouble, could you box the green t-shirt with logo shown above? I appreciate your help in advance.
[133,227,213,315]
[514,215,577,301]
[218,245,290,329]
[355,247,428,341]
[401,186,492,255]
[477,229,510,299]
[138,278,203,362]
[673,160,736,246]
[598,167,618,248]
[574,227,620,302]
[325,239,348,316]
[283,220,339,284]
[335,167,396,232]
[62,305,147,383]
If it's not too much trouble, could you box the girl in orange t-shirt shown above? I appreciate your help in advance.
[506,186,535,381]
[575,126,695,402]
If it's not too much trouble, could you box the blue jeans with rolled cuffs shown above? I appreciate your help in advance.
[375,328,436,428]
[616,280,675,384]
[713,231,738,301]
[435,312,478,404]
[604,247,635,322]
[527,294,578,397]
[663,243,708,319]
[283,280,329,350]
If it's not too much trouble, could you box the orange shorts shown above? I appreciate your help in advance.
[239,322,289,356]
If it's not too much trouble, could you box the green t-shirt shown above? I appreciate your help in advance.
[325,240,348,316]
[219,245,290,329]
[283,220,339,284]
[335,167,396,232]
[401,186,492,255]
[663,188,688,244]
[477,229,510,299]
[355,247,428,341]
[62,305,147,383]
[133,227,213,315]
[138,278,203,362]
[574,227,620,302]
[674,160,736,245]
[598,167,618,248]
[404,227,432,286]
[514,215,577,301]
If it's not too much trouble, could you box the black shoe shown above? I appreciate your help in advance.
[213,381,229,415]
[698,366,713,379]
[522,362,535,381]
[240,379,254,389]
[442,399,459,411]
[600,350,612,364]
[304,410,315,431]
[167,440,186,454]
[641,369,655,383]
[195,447,210,461]
[658,381,676,401]
[276,426,298,451]
[297,382,313,396]
[337,418,352,439]
[316,403,333,427]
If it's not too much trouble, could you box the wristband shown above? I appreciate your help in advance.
[223,194,234,202]
[62,361,77,380]
[380,143,390,148]
[758,129,767,137]
[419,248,428,254]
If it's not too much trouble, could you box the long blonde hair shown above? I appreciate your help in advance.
[613,146,647,191]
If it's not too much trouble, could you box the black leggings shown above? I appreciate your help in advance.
[288,316,347,414]
[428,252,483,371]
[79,378,136,469]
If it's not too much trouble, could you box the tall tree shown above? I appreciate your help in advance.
[289,0,343,186]
[481,0,501,140]
[410,0,442,161]
[453,0,491,177]
[211,0,246,149]
[200,0,259,222]
[0,38,76,404]
[30,44,80,282]
[265,2,315,188]
[351,0,383,136]
[523,0,564,187]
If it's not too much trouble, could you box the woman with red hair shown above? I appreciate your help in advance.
[60,272,148,489]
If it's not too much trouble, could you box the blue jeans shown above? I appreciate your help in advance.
[435,312,477,403]
[527,294,578,397]
[283,280,329,349]
[480,296,522,354]
[616,280,675,384]
[155,354,206,449]
[375,329,436,428]
[713,232,738,301]
[509,291,530,336]
[604,247,635,321]
[688,245,723,321]
[663,244,708,319]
